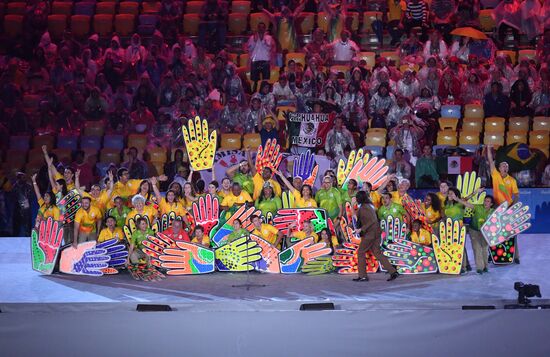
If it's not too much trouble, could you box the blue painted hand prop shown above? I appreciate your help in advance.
[96,238,128,267]
[59,241,110,276]
[293,151,319,186]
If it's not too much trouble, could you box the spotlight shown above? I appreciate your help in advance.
[514,282,541,305]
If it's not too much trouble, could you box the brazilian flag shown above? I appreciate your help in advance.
[495,143,542,172]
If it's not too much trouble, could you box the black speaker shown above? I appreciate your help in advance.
[299,303,335,311]
[136,304,172,312]
[462,305,496,310]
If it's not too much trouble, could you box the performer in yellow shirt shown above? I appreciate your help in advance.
[97,216,124,243]
[42,145,77,190]
[423,192,444,229]
[191,225,211,247]
[251,215,283,248]
[151,177,190,221]
[220,183,253,211]
[32,174,60,222]
[126,194,158,225]
[276,170,317,208]
[287,220,318,247]
[74,197,102,246]
[410,219,431,246]
[437,181,451,207]
[252,167,282,200]
[75,170,114,216]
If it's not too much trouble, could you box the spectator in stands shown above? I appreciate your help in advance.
[396,70,421,101]
[483,82,511,118]
[247,22,275,92]
[220,98,245,134]
[198,0,228,52]
[84,87,108,120]
[509,79,533,117]
[130,101,156,133]
[530,75,550,117]
[390,116,424,159]
[431,0,456,43]
[461,72,484,105]
[122,147,148,180]
[455,0,480,28]
[262,2,306,52]
[401,0,429,41]
[224,65,246,106]
[325,115,356,159]
[328,30,359,64]
[537,28,550,62]
[243,96,267,134]
[272,74,296,105]
[109,98,130,133]
[369,82,395,129]
[304,29,329,64]
[387,95,413,130]
[423,30,449,63]
[72,151,94,190]
[319,82,342,107]
[158,72,180,110]
[388,148,413,180]
[38,32,57,67]
[257,115,279,146]
[415,145,439,188]
[160,0,183,42]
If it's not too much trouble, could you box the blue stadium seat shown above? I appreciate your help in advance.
[57,135,79,150]
[137,14,159,36]
[9,135,30,151]
[440,105,461,119]
[74,2,96,16]
[80,136,102,150]
[103,134,124,150]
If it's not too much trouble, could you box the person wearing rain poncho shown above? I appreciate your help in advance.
[262,1,306,52]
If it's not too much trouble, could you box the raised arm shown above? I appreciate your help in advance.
[150,176,163,203]
[486,145,496,172]
[42,145,60,178]
[247,149,257,176]
[226,163,240,179]
[293,0,306,17]
[261,7,277,29]
[376,174,397,193]
[274,169,295,192]
[105,171,115,198]
[74,169,85,196]
[31,174,42,202]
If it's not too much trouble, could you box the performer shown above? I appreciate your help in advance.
[468,195,496,274]
[73,196,102,246]
[191,225,211,247]
[97,216,124,243]
[410,219,431,246]
[487,145,520,264]
[163,218,190,242]
[129,217,154,264]
[251,215,283,248]
[287,220,318,247]
[354,191,399,282]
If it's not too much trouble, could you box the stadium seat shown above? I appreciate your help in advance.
[228,13,247,35]
[71,15,91,38]
[137,14,159,36]
[100,148,122,164]
[128,134,148,149]
[506,130,528,145]
[286,52,306,67]
[459,131,480,146]
[358,52,376,69]
[25,161,44,176]
[436,130,457,146]
[81,136,102,150]
[349,12,360,32]
[379,51,400,66]
[82,148,99,166]
[4,150,27,171]
[231,1,251,14]
[439,117,459,131]
[479,9,496,32]
[440,105,461,119]
[51,2,73,16]
[250,13,270,32]
[103,135,125,150]
[529,130,550,147]
[220,134,242,150]
[240,53,250,67]
[141,1,161,14]
[533,117,550,132]
[462,117,484,132]
[93,14,114,37]
[6,3,26,15]
[115,14,135,36]
[119,2,140,15]
[9,136,30,151]
[186,1,204,14]
[464,104,484,119]
[47,15,68,40]
[365,131,386,147]
[96,2,116,14]
[74,2,96,16]
[27,148,44,166]
[84,121,105,137]
[496,50,517,65]
[518,49,537,63]
[242,133,261,149]
[270,67,280,81]
[484,116,506,133]
[483,132,505,147]
[508,117,530,132]
[52,148,73,164]
[399,64,419,73]
[331,65,349,75]
[148,147,168,163]
[183,14,200,36]
[57,135,79,150]
[297,12,315,35]
[4,15,24,38]
[317,12,330,33]
[32,135,55,150]
[361,11,382,33]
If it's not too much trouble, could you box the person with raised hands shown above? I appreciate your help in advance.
[251,214,283,249]
[112,167,168,204]
[220,183,253,212]
[42,145,76,190]
[150,176,189,222]
[31,173,60,223]
[75,169,114,216]
[226,150,255,196]
[276,170,317,208]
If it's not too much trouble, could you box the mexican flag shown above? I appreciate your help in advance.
[287,112,334,149]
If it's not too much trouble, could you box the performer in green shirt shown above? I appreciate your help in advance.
[129,217,154,264]
[377,191,407,222]
[315,176,343,220]
[468,195,495,274]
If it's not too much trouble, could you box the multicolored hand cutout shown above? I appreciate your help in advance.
[182,116,217,171]
[432,218,466,275]
[31,217,64,274]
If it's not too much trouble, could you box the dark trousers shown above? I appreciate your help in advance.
[198,22,227,51]
[13,208,31,237]
[251,60,270,92]
[373,20,403,45]
[357,231,396,278]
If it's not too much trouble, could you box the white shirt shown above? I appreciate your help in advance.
[332,40,359,62]
[247,34,274,62]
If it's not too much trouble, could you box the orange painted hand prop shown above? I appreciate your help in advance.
[182,116,217,171]
[332,243,379,274]
[255,138,283,173]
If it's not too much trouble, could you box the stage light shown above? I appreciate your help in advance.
[136,304,172,312]
[514,282,541,305]
[299,303,335,311]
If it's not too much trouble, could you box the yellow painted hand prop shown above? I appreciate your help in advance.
[337,148,364,186]
[182,116,217,171]
[456,171,485,218]
[432,218,466,275]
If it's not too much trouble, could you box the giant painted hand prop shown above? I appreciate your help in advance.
[31,217,64,274]
[383,239,437,274]
[432,218,466,275]
[182,116,217,171]
[279,238,332,274]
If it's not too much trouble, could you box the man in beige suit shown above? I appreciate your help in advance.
[354,191,399,282]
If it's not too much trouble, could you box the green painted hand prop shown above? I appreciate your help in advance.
[457,171,485,218]
[215,236,262,271]
[301,256,335,275]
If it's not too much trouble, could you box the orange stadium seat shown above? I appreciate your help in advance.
[506,130,528,145]
[221,134,242,150]
[462,117,484,132]
[365,131,386,147]
[47,15,68,40]
[84,121,105,137]
[459,131,480,146]
[96,2,116,14]
[243,133,261,149]
[71,15,92,38]
[483,132,505,147]
[231,1,251,14]
[51,2,73,16]
[508,117,530,132]
[533,117,550,132]
[484,116,506,133]
[529,130,550,147]
[93,14,114,37]
[496,50,517,65]
[380,51,400,66]
[183,14,200,36]
[148,147,168,163]
[228,13,247,35]
[100,149,122,164]
[464,104,484,119]
[286,52,306,66]
[128,134,148,149]
[186,1,204,14]
[115,14,135,36]
[317,12,330,33]
[32,135,56,151]
[6,3,26,15]
[119,2,140,15]
[4,15,24,38]
[479,9,496,32]
[518,49,537,63]
[52,148,73,164]
[141,1,161,14]
[358,52,376,69]
[439,117,459,131]
[250,13,270,32]
[437,130,457,146]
